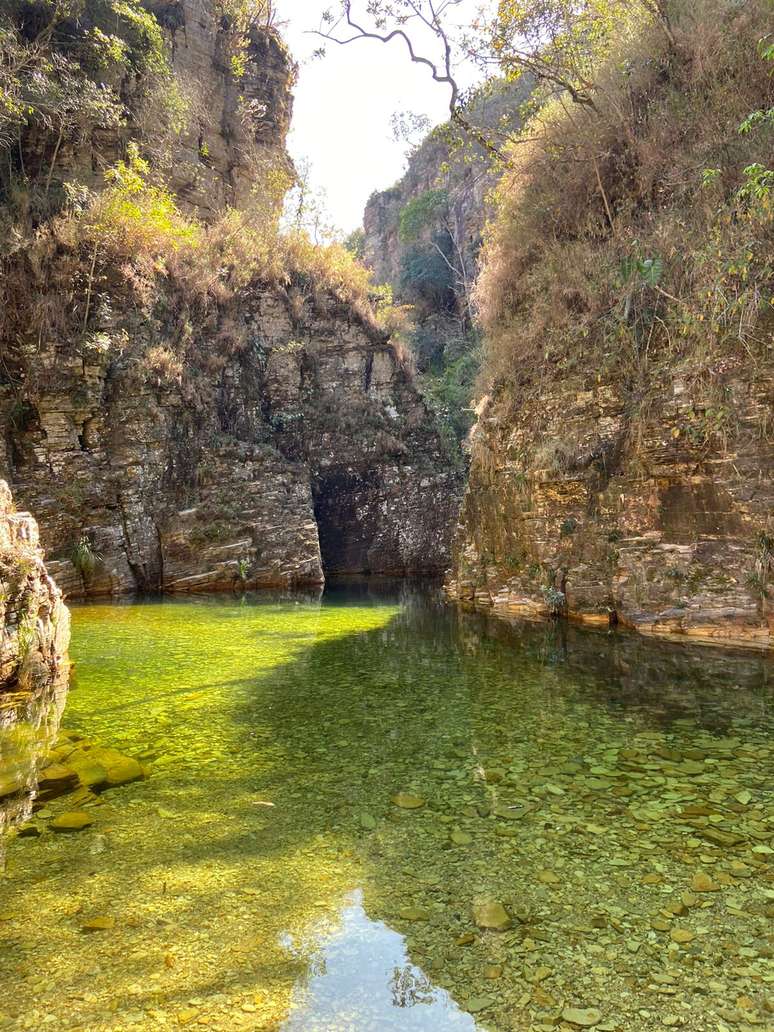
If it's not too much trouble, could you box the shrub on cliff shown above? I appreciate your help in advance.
[475,0,773,400]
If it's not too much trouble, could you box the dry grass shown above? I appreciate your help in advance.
[476,0,774,397]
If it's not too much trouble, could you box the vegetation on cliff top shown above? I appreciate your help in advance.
[475,0,773,409]
[330,0,772,456]
[0,0,393,362]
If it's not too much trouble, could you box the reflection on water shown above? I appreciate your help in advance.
[281,889,476,1031]
[0,580,771,1032]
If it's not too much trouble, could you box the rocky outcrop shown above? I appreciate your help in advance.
[362,79,531,306]
[16,0,295,222]
[1,0,462,597]
[155,1,295,219]
[446,367,774,649]
[1,283,461,597]
[0,480,70,842]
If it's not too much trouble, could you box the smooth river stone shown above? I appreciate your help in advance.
[562,1008,603,1027]
[51,811,93,832]
[473,902,511,931]
[391,793,425,809]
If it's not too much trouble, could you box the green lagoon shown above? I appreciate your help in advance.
[0,582,772,1031]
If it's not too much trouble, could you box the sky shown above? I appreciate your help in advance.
[279,1,481,235]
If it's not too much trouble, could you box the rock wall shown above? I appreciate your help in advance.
[447,366,774,649]
[15,0,295,221]
[0,480,70,842]
[1,0,462,598]
[362,79,532,302]
[1,283,461,597]
[157,1,295,219]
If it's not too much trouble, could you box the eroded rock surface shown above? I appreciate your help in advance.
[2,288,461,596]
[447,370,774,648]
[0,480,70,841]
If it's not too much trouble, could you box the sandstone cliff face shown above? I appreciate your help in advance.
[1,1,461,597]
[16,0,295,222]
[155,1,295,219]
[362,80,531,305]
[0,481,69,840]
[447,367,774,648]
[1,282,460,597]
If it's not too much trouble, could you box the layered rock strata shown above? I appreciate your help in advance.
[0,480,70,842]
[447,369,774,648]
[2,288,461,596]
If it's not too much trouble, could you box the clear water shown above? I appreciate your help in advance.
[0,582,772,1032]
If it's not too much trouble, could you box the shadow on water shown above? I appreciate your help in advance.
[0,581,771,1031]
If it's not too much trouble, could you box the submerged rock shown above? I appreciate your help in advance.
[392,793,425,810]
[473,902,512,931]
[51,811,93,832]
[562,1007,603,1027]
[81,916,115,932]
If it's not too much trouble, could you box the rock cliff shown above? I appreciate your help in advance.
[0,0,462,596]
[446,370,774,648]
[446,1,774,649]
[362,80,530,299]
[0,480,70,842]
[15,0,295,221]
[1,281,460,596]
[360,80,532,442]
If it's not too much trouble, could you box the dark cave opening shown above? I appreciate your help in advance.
[313,471,380,576]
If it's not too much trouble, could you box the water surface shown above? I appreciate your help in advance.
[0,582,772,1031]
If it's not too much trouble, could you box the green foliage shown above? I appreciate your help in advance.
[559,517,578,537]
[738,163,774,204]
[398,189,448,244]
[84,142,200,255]
[214,0,277,79]
[620,255,663,289]
[344,227,365,259]
[0,0,178,202]
[477,0,774,393]
[70,534,101,584]
[399,237,455,309]
[541,584,567,615]
[489,0,648,105]
[421,346,480,442]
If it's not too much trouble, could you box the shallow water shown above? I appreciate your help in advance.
[0,582,772,1032]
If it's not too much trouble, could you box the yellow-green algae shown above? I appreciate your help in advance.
[0,583,772,1032]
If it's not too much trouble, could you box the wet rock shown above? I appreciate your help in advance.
[562,1007,603,1027]
[398,906,429,922]
[450,829,473,846]
[17,823,42,838]
[466,996,495,1014]
[537,869,561,885]
[37,763,79,800]
[81,916,115,932]
[68,756,109,790]
[93,749,144,787]
[51,811,93,832]
[391,793,425,809]
[669,928,695,944]
[691,872,720,892]
[473,902,511,931]
[0,773,24,799]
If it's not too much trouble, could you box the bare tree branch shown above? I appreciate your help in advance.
[311,1,510,165]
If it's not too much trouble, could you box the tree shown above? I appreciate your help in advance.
[314,0,507,163]
[315,1,670,157]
